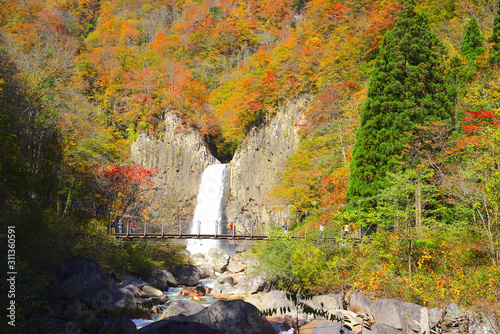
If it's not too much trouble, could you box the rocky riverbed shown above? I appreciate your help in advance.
[57,249,499,334]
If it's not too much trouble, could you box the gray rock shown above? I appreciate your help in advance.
[362,323,402,334]
[370,299,404,330]
[190,253,205,266]
[159,300,206,319]
[99,315,137,334]
[58,256,139,313]
[146,268,177,291]
[141,285,163,297]
[171,264,202,286]
[349,290,372,314]
[196,263,215,278]
[260,290,295,316]
[227,253,249,273]
[58,256,111,301]
[443,303,465,323]
[137,299,275,334]
[205,247,230,273]
[401,301,430,333]
[212,273,238,299]
[312,321,354,334]
[313,293,345,311]
[136,318,220,334]
[233,274,270,294]
[429,307,442,328]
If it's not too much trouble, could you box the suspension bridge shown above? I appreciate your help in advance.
[110,219,364,243]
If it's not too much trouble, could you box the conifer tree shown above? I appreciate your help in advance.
[461,17,484,62]
[488,0,500,66]
[347,1,453,201]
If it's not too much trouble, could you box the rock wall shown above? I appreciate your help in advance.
[131,113,219,220]
[130,97,308,229]
[226,97,308,233]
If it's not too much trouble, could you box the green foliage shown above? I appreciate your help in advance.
[488,0,500,66]
[347,1,453,201]
[251,239,296,281]
[124,243,186,274]
[461,17,484,61]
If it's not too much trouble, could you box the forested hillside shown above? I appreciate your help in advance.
[1,0,499,330]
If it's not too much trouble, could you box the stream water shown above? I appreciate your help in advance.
[132,278,217,330]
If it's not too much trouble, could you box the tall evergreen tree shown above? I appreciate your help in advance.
[347,1,453,201]
[460,17,484,62]
[488,0,500,66]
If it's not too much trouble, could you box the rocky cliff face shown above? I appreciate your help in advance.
[131,113,219,220]
[131,98,308,230]
[226,98,307,233]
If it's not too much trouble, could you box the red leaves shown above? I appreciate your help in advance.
[96,164,158,189]
[448,109,499,156]
[462,109,499,134]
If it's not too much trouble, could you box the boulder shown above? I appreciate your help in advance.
[300,319,353,334]
[362,323,402,334]
[313,293,345,311]
[260,290,295,315]
[348,290,372,315]
[233,274,270,294]
[99,315,137,334]
[327,309,362,332]
[401,301,430,333]
[205,247,231,273]
[190,299,276,334]
[136,318,220,334]
[146,268,177,291]
[197,263,215,278]
[141,285,164,297]
[58,256,112,301]
[171,264,202,286]
[124,284,144,298]
[370,299,404,330]
[138,299,275,334]
[158,300,206,320]
[190,253,205,266]
[212,273,238,299]
[429,307,443,328]
[227,253,250,273]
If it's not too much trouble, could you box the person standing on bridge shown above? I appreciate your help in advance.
[111,220,116,234]
[131,221,136,233]
[118,219,123,233]
[228,221,234,232]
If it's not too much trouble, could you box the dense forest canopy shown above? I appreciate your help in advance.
[1,0,500,330]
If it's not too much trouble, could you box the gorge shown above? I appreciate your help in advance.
[131,97,309,237]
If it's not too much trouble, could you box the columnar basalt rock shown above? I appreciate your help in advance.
[226,98,307,233]
[131,113,219,220]
[131,98,308,228]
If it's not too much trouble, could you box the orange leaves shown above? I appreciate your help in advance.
[363,1,401,56]
[448,109,500,156]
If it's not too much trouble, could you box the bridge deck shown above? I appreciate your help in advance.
[112,233,352,242]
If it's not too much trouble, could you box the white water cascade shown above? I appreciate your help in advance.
[186,163,229,255]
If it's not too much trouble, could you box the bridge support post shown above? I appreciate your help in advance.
[144,221,147,237]
[161,222,164,237]
[232,223,235,239]
[179,221,182,237]
[197,221,200,238]
[250,221,253,239]
[215,220,218,238]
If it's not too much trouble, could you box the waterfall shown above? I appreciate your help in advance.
[186,164,229,254]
